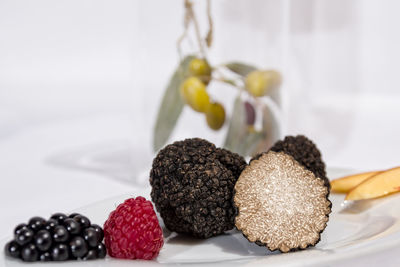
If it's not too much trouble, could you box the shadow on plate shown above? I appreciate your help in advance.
[45,140,152,187]
[209,231,277,256]
[165,230,275,257]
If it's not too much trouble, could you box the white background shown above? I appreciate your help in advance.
[1,0,400,262]
[1,0,400,169]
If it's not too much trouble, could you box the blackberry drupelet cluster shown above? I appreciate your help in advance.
[150,138,247,238]
[4,213,106,262]
[269,135,330,191]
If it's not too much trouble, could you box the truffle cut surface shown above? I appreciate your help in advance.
[234,151,331,252]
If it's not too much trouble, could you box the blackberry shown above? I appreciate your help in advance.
[96,243,107,259]
[63,218,81,235]
[14,223,28,235]
[4,213,107,262]
[33,230,52,251]
[82,249,97,260]
[68,213,80,218]
[83,227,101,247]
[21,243,39,262]
[28,217,46,232]
[39,251,51,261]
[50,213,68,224]
[51,244,69,261]
[52,225,70,243]
[69,237,88,258]
[15,228,34,246]
[4,240,20,258]
[73,215,91,229]
[91,224,104,240]
[43,219,58,232]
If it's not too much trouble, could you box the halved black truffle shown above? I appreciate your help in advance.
[234,151,331,252]
[267,135,330,191]
[150,138,247,238]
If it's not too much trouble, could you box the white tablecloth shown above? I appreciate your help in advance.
[1,113,400,266]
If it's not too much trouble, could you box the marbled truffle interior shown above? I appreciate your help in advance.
[234,151,331,252]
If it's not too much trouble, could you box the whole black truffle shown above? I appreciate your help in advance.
[268,135,330,191]
[150,138,247,238]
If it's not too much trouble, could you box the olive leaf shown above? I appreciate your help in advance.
[153,55,195,152]
[224,96,246,154]
[224,96,265,157]
[267,87,281,107]
[237,130,265,157]
[224,62,257,77]
[252,102,281,154]
[262,102,280,143]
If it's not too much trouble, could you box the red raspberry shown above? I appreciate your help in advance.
[103,196,163,260]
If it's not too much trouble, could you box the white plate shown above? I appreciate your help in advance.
[2,168,400,266]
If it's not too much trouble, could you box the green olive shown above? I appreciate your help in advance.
[189,58,212,76]
[189,58,212,84]
[205,102,225,130]
[245,70,281,97]
[180,77,210,113]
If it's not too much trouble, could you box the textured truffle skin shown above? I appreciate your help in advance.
[268,135,330,191]
[150,138,247,238]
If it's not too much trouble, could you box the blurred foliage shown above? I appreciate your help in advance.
[153,55,195,152]
[153,0,282,157]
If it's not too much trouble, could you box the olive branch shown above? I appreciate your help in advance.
[153,0,282,156]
